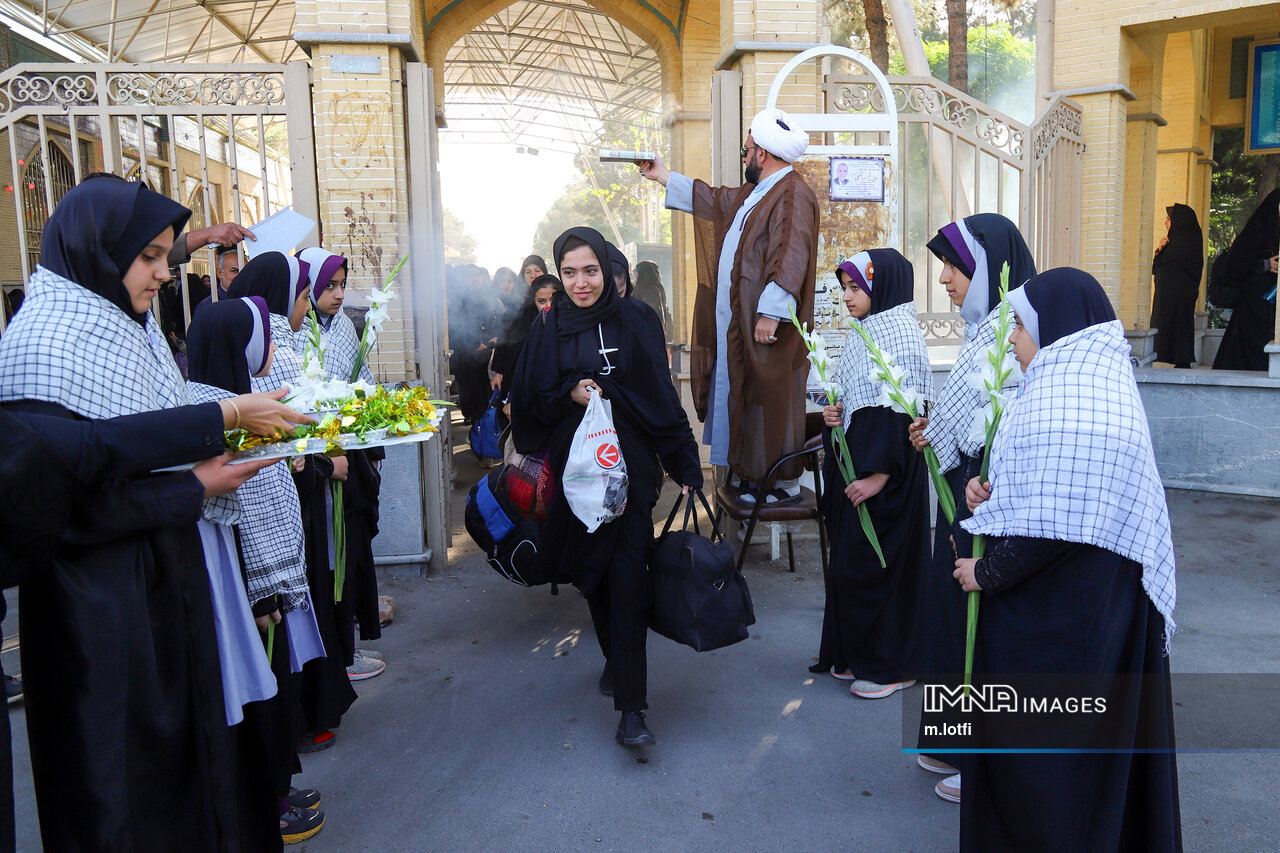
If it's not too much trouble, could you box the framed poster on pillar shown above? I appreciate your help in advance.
[1245,39,1280,154]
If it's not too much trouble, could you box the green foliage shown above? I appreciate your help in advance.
[443,207,477,264]
[889,22,1034,120]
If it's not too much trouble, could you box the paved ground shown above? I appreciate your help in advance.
[6,423,1279,851]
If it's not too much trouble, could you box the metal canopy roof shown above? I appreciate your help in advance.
[441,0,664,154]
[1,0,302,64]
[1,0,663,152]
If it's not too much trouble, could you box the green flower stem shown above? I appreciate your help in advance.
[331,479,347,602]
[831,424,887,569]
[924,446,956,525]
[963,261,1014,693]
[265,619,275,664]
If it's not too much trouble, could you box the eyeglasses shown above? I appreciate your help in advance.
[740,144,761,159]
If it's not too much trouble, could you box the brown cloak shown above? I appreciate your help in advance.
[688,170,820,482]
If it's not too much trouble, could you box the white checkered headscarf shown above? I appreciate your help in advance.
[924,307,1015,473]
[189,381,309,612]
[0,266,239,524]
[961,320,1177,647]
[830,301,932,429]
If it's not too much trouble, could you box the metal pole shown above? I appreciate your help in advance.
[1035,0,1056,109]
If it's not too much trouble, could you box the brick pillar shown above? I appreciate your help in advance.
[294,0,421,383]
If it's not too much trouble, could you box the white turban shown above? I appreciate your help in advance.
[750,108,809,163]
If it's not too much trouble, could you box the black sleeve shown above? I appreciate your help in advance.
[974,535,1076,594]
[635,307,703,489]
[64,472,206,545]
[4,400,224,484]
[3,400,208,545]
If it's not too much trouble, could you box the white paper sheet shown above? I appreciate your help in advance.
[247,207,315,258]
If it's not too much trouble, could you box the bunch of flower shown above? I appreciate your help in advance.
[850,321,956,524]
[965,261,1016,691]
[350,253,409,383]
[789,305,886,568]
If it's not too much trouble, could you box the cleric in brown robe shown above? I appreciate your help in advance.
[640,108,820,502]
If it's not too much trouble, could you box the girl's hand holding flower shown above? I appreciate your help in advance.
[254,610,282,631]
[844,472,888,507]
[908,416,930,450]
[965,477,992,512]
[330,455,349,482]
[953,558,982,592]
[823,402,844,428]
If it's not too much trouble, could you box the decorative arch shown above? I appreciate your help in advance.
[424,0,682,116]
[20,141,75,273]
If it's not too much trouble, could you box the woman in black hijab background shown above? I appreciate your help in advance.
[1151,203,1203,367]
[449,264,501,422]
[511,226,702,748]
[634,260,673,341]
[1213,189,1280,371]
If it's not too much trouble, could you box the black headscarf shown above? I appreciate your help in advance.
[606,242,633,297]
[226,251,296,316]
[40,176,191,325]
[865,248,914,313]
[186,297,272,395]
[493,266,524,311]
[521,255,548,278]
[1015,267,1116,348]
[926,212,1037,324]
[1161,203,1203,265]
[551,227,620,336]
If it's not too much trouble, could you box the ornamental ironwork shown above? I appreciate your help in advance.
[830,79,1025,159]
[0,65,288,120]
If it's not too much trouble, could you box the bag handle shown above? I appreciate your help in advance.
[658,488,724,543]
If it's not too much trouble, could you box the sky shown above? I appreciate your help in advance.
[437,141,580,272]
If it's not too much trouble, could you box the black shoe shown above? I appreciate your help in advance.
[4,676,21,705]
[280,806,324,844]
[615,711,655,747]
[286,786,321,811]
[598,661,614,697]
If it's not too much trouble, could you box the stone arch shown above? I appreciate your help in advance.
[424,0,682,116]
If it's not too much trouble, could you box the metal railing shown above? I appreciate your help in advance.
[823,75,1083,346]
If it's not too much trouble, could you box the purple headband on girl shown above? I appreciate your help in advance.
[241,295,272,376]
[836,253,873,292]
[939,221,978,279]
[298,247,348,305]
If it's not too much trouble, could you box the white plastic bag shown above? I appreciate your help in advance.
[563,389,628,533]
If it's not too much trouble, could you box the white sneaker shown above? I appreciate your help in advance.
[851,678,916,699]
[917,755,957,775]
[347,652,386,681]
[355,647,383,661]
[935,773,961,803]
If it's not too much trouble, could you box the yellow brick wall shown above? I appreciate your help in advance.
[308,38,416,382]
[1057,0,1280,337]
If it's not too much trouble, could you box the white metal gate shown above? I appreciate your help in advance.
[824,73,1084,346]
[0,60,319,330]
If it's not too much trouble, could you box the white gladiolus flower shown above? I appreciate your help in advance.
[365,303,391,331]
[369,285,396,304]
[966,402,996,447]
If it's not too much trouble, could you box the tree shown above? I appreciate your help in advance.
[888,23,1035,119]
[824,0,944,68]
[443,207,477,264]
[947,0,968,92]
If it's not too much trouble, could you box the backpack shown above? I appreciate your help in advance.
[464,467,568,588]
[468,389,503,460]
[1206,251,1240,308]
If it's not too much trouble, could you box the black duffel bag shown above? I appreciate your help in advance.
[649,489,756,652]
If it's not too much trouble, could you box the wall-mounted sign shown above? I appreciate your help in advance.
[1246,40,1280,154]
[828,156,885,203]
